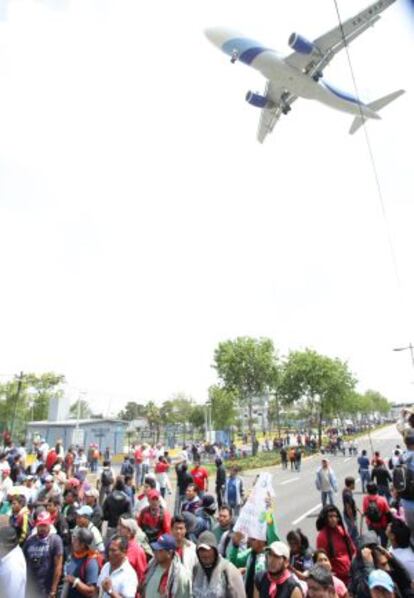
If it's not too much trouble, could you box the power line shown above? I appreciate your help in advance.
[332,0,402,290]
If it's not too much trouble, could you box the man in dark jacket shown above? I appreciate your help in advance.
[371,463,392,503]
[102,476,131,541]
[215,458,226,509]
[175,460,193,516]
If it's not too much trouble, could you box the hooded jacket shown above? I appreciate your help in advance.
[102,489,131,528]
[192,531,246,598]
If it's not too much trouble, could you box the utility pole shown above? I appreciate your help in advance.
[10,371,24,439]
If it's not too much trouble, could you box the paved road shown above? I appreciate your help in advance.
[112,424,400,544]
[236,424,400,541]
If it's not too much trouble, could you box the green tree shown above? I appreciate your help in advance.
[188,404,206,438]
[144,401,162,442]
[118,401,147,421]
[280,349,356,447]
[0,372,65,437]
[364,389,391,415]
[213,337,278,450]
[69,399,92,420]
[209,385,237,430]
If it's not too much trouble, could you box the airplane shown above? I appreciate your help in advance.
[205,0,405,142]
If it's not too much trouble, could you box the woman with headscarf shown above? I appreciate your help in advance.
[316,505,355,586]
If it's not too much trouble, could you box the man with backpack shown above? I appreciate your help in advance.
[98,460,114,506]
[120,455,134,478]
[63,527,100,598]
[371,461,392,503]
[362,482,391,547]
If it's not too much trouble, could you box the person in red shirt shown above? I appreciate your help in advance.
[190,459,209,495]
[155,456,170,498]
[118,517,147,594]
[316,505,355,586]
[362,482,391,547]
[137,489,171,544]
[45,448,58,473]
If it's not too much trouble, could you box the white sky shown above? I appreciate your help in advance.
[0,0,413,414]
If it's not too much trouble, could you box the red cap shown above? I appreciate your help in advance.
[36,512,52,526]
[67,477,81,488]
[148,489,160,500]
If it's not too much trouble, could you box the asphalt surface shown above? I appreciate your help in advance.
[113,424,401,545]
[237,424,400,541]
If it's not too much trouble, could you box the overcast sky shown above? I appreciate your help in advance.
[0,0,413,414]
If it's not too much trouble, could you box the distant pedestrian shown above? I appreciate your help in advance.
[215,457,226,509]
[223,466,244,518]
[289,447,296,471]
[358,449,370,493]
[315,459,338,507]
[280,447,288,470]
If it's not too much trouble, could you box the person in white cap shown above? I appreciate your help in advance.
[73,505,105,553]
[368,569,396,598]
[253,541,303,598]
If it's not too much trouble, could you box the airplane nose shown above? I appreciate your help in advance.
[204,27,239,48]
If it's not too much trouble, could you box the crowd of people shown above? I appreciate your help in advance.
[0,426,413,597]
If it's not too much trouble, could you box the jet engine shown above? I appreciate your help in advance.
[288,33,315,55]
[245,91,269,108]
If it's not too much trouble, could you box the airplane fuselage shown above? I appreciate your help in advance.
[206,28,379,120]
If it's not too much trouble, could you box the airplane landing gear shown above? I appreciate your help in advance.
[230,49,239,63]
[281,92,291,115]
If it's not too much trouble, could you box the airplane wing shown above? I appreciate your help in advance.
[257,82,297,143]
[285,0,396,76]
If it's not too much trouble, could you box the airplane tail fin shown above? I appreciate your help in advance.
[349,89,405,135]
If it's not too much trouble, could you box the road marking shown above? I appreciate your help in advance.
[344,457,352,462]
[280,477,299,486]
[292,503,322,526]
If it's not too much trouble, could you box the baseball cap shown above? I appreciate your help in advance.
[148,489,160,500]
[85,488,99,499]
[43,474,53,483]
[368,570,394,592]
[266,541,290,559]
[76,505,93,518]
[66,477,81,488]
[36,512,52,526]
[151,534,177,552]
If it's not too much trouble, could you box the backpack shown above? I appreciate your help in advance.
[365,499,382,523]
[121,461,134,476]
[393,456,414,500]
[79,553,103,582]
[101,469,114,487]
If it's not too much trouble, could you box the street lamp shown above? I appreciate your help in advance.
[393,343,414,369]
